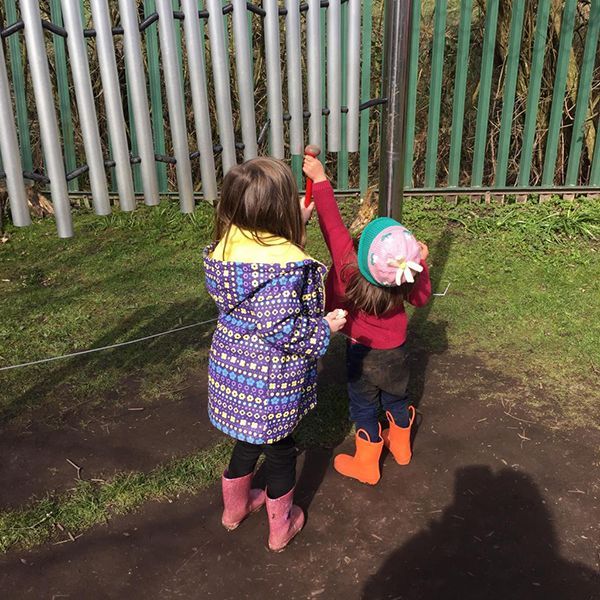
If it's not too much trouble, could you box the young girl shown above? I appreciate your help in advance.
[203,157,347,551]
[303,156,431,485]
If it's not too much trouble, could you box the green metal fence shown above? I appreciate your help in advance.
[1,0,599,210]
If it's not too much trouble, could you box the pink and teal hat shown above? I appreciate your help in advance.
[357,217,423,287]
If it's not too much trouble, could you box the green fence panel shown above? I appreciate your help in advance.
[144,0,168,193]
[424,0,447,188]
[448,0,473,187]
[518,0,551,186]
[542,0,577,186]
[402,0,421,188]
[565,0,600,186]
[49,0,78,191]
[591,121,600,186]
[471,0,499,187]
[495,0,525,188]
[359,0,373,196]
[4,0,32,172]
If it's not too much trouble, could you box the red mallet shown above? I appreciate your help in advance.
[304,144,321,207]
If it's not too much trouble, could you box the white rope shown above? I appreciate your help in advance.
[0,318,218,372]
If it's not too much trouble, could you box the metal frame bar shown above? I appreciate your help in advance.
[20,0,72,237]
[61,0,110,216]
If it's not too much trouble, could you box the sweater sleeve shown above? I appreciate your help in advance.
[312,180,354,270]
[249,274,331,358]
[407,260,432,307]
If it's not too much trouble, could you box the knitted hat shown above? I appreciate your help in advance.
[357,217,423,287]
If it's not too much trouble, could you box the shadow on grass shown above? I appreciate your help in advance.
[2,298,216,426]
[361,465,600,599]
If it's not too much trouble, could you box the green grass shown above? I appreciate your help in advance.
[1,194,599,553]
[0,439,233,553]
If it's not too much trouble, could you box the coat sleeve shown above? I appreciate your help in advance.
[249,273,331,358]
[407,260,432,307]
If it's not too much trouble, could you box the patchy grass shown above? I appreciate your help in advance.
[1,194,599,553]
[0,439,233,553]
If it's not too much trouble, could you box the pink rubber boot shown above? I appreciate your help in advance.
[221,471,266,531]
[266,487,305,552]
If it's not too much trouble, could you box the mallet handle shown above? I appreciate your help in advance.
[304,145,321,207]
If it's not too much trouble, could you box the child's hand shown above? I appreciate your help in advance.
[325,309,347,333]
[417,241,429,262]
[300,197,315,223]
[303,155,327,183]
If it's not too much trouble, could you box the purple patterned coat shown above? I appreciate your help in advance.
[203,243,330,444]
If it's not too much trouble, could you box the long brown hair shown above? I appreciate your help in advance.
[342,238,416,317]
[214,157,304,248]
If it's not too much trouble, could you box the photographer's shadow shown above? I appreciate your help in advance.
[362,465,600,599]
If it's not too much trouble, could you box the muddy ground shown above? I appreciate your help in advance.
[1,352,598,599]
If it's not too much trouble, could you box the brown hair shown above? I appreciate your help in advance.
[214,157,304,248]
[342,238,416,317]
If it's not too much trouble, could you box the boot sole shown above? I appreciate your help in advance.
[222,503,265,531]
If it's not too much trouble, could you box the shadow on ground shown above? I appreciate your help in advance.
[362,465,600,600]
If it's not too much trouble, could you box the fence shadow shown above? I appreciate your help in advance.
[361,465,600,599]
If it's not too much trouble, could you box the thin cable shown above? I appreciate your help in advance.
[0,318,218,372]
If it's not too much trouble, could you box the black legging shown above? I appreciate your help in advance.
[228,436,297,499]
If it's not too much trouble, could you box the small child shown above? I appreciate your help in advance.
[303,156,431,485]
[203,157,347,550]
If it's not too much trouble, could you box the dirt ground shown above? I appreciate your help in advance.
[1,352,599,600]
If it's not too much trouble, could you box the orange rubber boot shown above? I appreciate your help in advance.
[382,406,416,465]
[333,425,383,485]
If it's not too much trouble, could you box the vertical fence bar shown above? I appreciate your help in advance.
[0,33,30,226]
[542,0,577,186]
[495,0,525,188]
[470,0,499,187]
[346,0,360,152]
[518,0,550,187]
[232,0,257,160]
[378,0,412,219]
[591,114,600,185]
[403,0,420,188]
[424,0,447,188]
[119,0,160,206]
[448,0,473,187]
[566,1,600,186]
[20,0,72,236]
[181,0,217,200]
[264,0,284,158]
[91,0,136,211]
[358,0,373,196]
[307,0,321,146]
[286,0,303,185]
[327,0,341,151]
[61,0,110,215]
[143,0,168,192]
[206,0,236,172]
[5,0,32,172]
[337,0,348,188]
[156,0,194,211]
[49,0,78,192]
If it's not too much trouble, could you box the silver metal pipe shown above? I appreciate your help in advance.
[90,0,136,212]
[19,0,72,236]
[264,0,284,158]
[306,0,322,146]
[285,0,303,156]
[206,0,237,172]
[156,0,195,212]
[232,0,257,160]
[119,0,159,206]
[327,0,341,151]
[0,35,30,226]
[378,0,412,220]
[61,0,110,216]
[346,0,361,152]
[181,0,218,200]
